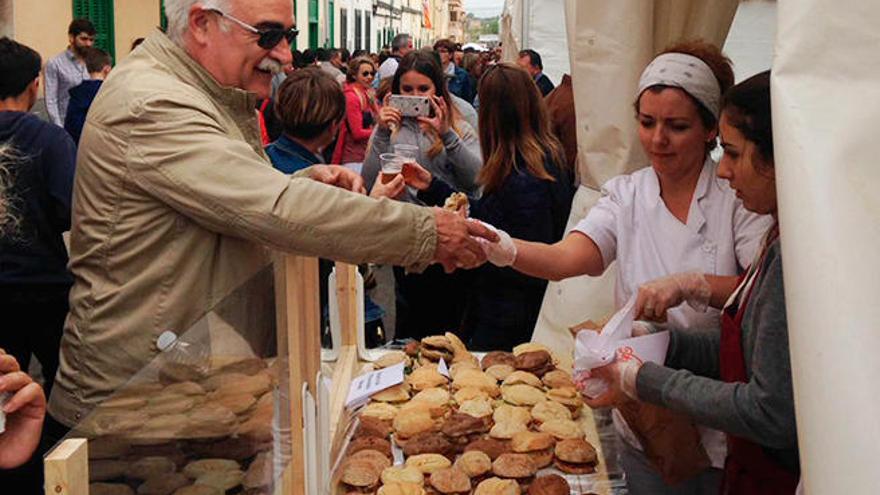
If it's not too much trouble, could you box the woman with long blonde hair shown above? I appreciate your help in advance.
[401,63,574,350]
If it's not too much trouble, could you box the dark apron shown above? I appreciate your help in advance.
[719,229,798,495]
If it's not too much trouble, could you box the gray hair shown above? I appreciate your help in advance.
[391,33,411,52]
[0,143,19,236]
[164,0,231,44]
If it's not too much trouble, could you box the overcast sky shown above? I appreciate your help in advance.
[463,0,505,18]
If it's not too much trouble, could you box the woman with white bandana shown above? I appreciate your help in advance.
[482,41,773,493]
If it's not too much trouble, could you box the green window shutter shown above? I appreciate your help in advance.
[160,0,167,31]
[308,0,318,49]
[72,0,115,61]
[290,0,298,50]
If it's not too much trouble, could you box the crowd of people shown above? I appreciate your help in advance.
[0,0,801,494]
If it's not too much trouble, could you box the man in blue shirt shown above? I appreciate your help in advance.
[0,36,76,493]
[64,47,112,145]
[44,19,95,126]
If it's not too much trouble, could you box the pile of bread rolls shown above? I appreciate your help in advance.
[336,333,601,495]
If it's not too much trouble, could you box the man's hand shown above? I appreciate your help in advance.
[369,174,406,200]
[0,350,46,469]
[309,165,366,194]
[433,209,499,273]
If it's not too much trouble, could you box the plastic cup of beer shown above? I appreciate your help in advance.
[379,153,404,184]
[393,144,419,162]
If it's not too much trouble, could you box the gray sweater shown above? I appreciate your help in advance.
[362,118,482,202]
[637,240,799,472]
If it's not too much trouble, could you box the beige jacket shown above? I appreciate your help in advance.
[49,30,436,426]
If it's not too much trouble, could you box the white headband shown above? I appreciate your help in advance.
[637,53,722,119]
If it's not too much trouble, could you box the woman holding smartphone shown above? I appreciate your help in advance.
[361,50,482,341]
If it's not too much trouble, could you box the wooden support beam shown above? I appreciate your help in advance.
[334,262,360,348]
[44,438,88,495]
[274,254,322,495]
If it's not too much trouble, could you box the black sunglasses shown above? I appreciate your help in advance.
[361,70,376,77]
[208,8,299,50]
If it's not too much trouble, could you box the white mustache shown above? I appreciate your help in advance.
[258,58,283,74]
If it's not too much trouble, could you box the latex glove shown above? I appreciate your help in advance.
[580,348,643,408]
[475,222,517,267]
[635,272,711,322]
[433,210,498,272]
[631,321,653,337]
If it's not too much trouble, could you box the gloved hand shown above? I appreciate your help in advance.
[474,221,517,267]
[577,348,643,407]
[635,272,711,322]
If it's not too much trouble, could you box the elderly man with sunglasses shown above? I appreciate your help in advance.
[46,0,496,437]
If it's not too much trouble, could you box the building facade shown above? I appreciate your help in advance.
[1,0,159,63]
[447,0,465,41]
[0,0,461,70]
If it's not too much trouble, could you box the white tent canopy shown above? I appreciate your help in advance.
[499,0,570,84]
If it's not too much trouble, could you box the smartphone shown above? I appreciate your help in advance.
[388,95,432,118]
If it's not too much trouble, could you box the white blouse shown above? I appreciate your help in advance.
[572,158,773,469]
[573,158,773,331]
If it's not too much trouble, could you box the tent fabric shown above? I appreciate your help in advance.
[499,0,570,84]
[500,0,522,62]
[773,1,880,491]
[531,0,739,362]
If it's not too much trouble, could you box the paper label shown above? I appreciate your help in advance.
[345,362,406,408]
[437,358,450,378]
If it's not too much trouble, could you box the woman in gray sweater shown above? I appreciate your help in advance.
[583,71,800,495]
[361,50,482,340]
[362,50,482,203]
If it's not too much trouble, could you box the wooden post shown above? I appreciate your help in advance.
[329,262,363,446]
[44,438,88,495]
[274,254,323,495]
[334,262,360,347]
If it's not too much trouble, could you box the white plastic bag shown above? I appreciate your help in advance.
[574,295,670,398]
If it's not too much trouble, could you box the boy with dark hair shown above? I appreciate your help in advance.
[0,36,77,492]
[64,47,112,144]
[45,18,96,125]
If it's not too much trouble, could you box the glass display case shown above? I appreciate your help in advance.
[44,254,329,495]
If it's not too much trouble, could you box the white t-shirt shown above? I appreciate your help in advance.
[572,158,774,468]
